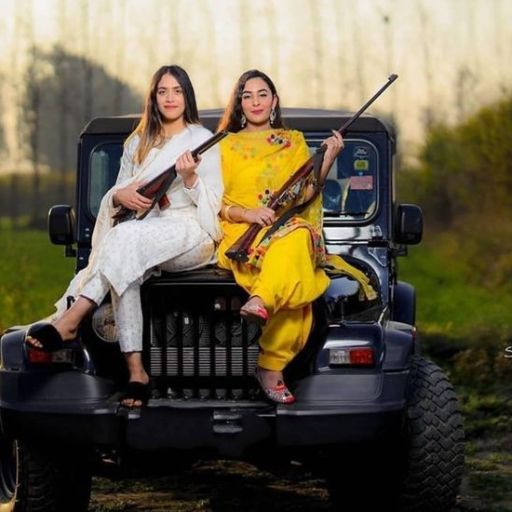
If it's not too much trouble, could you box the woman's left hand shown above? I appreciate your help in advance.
[320,130,344,180]
[176,151,200,188]
[322,130,344,163]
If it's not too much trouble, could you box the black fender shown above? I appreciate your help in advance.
[391,281,416,325]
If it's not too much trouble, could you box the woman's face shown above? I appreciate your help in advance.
[240,77,277,130]
[156,73,186,123]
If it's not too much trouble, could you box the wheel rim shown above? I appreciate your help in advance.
[0,438,17,502]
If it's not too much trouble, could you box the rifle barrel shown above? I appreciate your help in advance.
[337,74,398,136]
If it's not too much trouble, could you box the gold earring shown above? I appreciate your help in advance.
[270,109,276,126]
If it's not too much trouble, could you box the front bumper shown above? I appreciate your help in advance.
[0,368,407,454]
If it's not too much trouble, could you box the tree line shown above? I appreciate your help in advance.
[399,94,512,289]
[0,47,141,229]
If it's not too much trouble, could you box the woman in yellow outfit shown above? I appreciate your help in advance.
[217,70,347,404]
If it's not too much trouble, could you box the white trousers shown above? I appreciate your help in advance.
[76,213,214,353]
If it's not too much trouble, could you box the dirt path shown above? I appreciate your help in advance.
[89,435,512,512]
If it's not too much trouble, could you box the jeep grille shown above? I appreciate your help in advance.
[143,282,260,400]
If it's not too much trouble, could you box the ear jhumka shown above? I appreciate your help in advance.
[240,114,247,128]
[270,108,276,126]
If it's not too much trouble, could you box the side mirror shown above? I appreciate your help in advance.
[48,205,76,246]
[395,204,423,245]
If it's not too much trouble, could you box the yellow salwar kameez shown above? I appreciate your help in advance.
[217,129,374,371]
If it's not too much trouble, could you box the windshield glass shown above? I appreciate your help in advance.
[87,137,378,221]
[88,142,123,217]
[307,138,378,220]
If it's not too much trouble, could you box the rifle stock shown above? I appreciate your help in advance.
[112,130,228,225]
[224,157,317,262]
[225,74,398,263]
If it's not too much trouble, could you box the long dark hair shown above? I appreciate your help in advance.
[132,65,199,164]
[217,69,285,133]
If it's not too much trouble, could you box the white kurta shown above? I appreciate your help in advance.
[54,124,223,352]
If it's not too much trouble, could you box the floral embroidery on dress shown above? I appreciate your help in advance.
[266,132,291,148]
[246,216,326,270]
[258,189,273,206]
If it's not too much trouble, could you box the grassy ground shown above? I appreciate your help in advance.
[398,244,512,339]
[0,227,75,331]
[1,227,511,510]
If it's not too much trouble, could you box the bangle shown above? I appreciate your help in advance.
[222,205,235,222]
[222,205,248,223]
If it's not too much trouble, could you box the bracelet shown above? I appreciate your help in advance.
[222,205,248,223]
[222,204,235,222]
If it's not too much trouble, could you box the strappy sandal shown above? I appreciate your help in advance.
[25,322,66,352]
[240,297,269,325]
[254,367,295,405]
[120,381,150,408]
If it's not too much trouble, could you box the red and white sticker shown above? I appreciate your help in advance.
[349,175,374,190]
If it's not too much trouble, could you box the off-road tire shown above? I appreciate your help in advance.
[325,355,464,511]
[396,355,465,511]
[0,438,91,512]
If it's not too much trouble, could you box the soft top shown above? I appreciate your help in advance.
[81,108,391,136]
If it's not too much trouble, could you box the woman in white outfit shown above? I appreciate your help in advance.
[25,65,223,408]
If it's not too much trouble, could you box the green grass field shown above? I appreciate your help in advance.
[399,245,512,340]
[2,226,512,341]
[0,228,75,332]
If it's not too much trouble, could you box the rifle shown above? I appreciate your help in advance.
[225,74,398,263]
[112,130,228,225]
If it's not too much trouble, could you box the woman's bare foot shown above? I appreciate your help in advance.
[240,296,269,325]
[254,366,295,404]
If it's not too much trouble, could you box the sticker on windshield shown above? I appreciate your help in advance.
[354,159,369,171]
[353,146,369,158]
[349,175,374,190]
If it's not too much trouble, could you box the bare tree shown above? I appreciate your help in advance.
[199,0,222,107]
[169,0,182,64]
[80,0,93,124]
[455,66,477,123]
[239,1,250,70]
[378,2,398,113]
[349,2,367,104]
[25,43,43,228]
[113,0,127,114]
[492,0,508,95]
[308,0,324,106]
[8,0,31,228]
[56,0,69,200]
[266,0,280,86]
[332,0,347,106]
[416,0,435,130]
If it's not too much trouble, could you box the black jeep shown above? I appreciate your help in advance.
[0,109,464,511]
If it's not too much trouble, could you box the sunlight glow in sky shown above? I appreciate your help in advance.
[0,0,511,169]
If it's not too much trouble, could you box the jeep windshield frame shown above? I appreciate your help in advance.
[79,109,393,235]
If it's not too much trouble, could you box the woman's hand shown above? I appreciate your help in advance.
[320,130,344,179]
[114,181,153,210]
[243,207,276,227]
[176,150,200,188]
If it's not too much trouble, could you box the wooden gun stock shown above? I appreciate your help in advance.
[224,157,317,262]
[225,74,398,263]
[112,130,228,225]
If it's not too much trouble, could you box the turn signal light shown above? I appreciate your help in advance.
[26,347,73,365]
[329,346,375,367]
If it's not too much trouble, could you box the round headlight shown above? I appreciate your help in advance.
[91,303,118,343]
